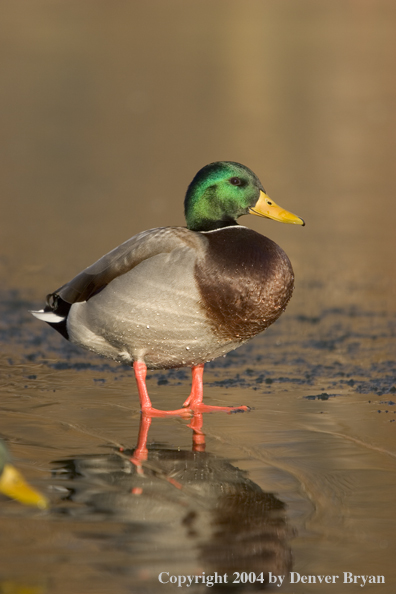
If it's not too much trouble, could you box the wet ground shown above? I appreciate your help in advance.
[1,1,396,593]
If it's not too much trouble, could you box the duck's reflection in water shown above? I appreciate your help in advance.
[52,414,292,591]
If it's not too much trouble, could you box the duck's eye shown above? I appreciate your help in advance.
[229,177,243,186]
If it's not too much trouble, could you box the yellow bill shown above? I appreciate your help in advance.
[249,190,305,226]
[0,463,49,509]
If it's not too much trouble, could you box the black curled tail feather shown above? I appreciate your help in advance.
[44,292,72,340]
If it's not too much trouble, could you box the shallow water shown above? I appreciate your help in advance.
[1,1,396,593]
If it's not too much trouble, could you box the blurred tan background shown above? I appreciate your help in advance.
[0,0,395,312]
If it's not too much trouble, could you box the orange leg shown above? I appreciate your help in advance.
[183,364,251,414]
[182,364,205,408]
[134,361,250,417]
[133,361,192,418]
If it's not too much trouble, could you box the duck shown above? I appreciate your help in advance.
[0,440,48,508]
[32,161,304,417]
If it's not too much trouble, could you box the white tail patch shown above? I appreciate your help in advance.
[30,310,65,323]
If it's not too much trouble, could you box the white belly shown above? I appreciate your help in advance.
[66,249,242,369]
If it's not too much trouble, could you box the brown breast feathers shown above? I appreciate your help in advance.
[195,227,294,341]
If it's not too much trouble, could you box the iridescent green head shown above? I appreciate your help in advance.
[184,162,263,231]
[184,161,304,232]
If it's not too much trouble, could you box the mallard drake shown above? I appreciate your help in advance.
[0,440,48,508]
[32,162,304,416]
